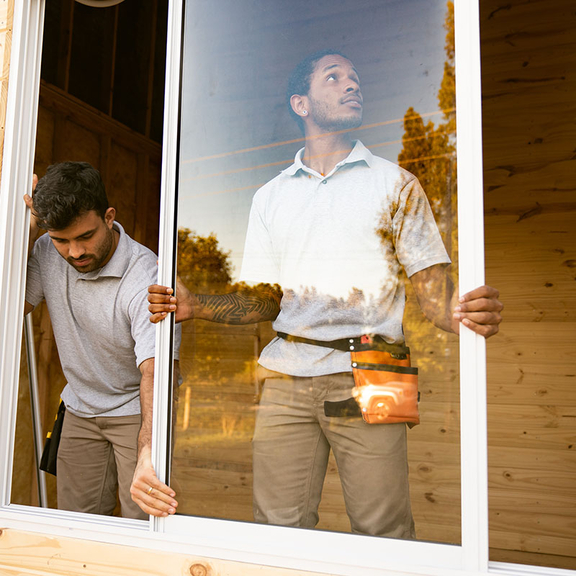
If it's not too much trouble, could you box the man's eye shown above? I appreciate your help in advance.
[327,74,336,81]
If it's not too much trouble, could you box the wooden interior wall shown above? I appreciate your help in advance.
[481,0,576,570]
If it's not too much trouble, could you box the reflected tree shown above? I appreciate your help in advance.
[177,227,233,293]
[398,2,458,378]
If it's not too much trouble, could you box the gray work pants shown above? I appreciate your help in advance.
[252,371,415,539]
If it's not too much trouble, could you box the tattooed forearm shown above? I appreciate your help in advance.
[196,290,281,324]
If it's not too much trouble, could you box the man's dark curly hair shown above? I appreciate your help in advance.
[286,49,349,133]
[33,161,109,230]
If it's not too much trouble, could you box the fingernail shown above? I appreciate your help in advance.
[459,296,465,303]
[170,297,177,303]
[454,306,461,312]
[168,508,175,514]
[169,305,176,310]
[453,313,461,320]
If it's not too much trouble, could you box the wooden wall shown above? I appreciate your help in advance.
[481,0,576,569]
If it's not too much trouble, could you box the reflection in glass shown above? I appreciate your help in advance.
[171,0,460,543]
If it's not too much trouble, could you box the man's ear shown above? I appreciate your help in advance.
[290,94,309,118]
[104,207,116,228]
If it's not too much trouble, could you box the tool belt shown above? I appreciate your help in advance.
[277,332,419,426]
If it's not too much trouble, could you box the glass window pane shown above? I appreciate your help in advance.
[170,0,461,544]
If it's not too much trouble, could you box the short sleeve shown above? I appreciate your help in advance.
[129,286,157,367]
[239,192,281,285]
[393,177,451,278]
[26,241,45,307]
[128,284,182,367]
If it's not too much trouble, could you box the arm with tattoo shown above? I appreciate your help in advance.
[195,288,281,324]
[148,278,282,325]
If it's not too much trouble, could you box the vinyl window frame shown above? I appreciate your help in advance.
[0,2,571,576]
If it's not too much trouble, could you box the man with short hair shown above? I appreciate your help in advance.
[24,161,177,519]
[145,51,502,537]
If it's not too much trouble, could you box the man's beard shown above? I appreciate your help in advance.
[67,228,114,273]
[308,97,363,133]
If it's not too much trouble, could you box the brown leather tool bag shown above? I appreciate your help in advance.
[351,348,419,425]
[276,332,420,426]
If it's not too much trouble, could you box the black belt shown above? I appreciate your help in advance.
[276,332,410,357]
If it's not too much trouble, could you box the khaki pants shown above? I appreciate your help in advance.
[57,411,147,520]
[252,371,415,539]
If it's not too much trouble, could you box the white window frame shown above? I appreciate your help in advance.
[0,2,573,576]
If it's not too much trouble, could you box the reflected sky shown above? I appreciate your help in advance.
[177,0,448,281]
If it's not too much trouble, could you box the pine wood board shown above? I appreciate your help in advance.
[489,445,576,474]
[108,141,138,237]
[39,82,161,157]
[485,324,576,367]
[489,489,576,520]
[53,116,102,168]
[34,106,56,174]
[489,464,576,493]
[487,366,576,406]
[489,547,576,571]
[480,0,576,52]
[489,525,575,558]
[0,0,13,183]
[0,528,325,576]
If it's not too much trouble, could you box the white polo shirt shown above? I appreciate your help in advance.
[240,140,451,377]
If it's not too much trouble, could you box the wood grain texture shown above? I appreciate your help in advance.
[0,0,13,183]
[0,528,326,576]
[481,0,576,567]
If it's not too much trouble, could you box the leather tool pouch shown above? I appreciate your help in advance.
[276,331,420,426]
[351,348,419,426]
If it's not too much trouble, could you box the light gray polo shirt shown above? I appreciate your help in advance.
[240,140,451,377]
[26,222,158,417]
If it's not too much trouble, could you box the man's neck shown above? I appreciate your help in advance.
[301,132,354,176]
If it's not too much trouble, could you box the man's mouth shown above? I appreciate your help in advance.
[70,256,92,267]
[342,96,363,109]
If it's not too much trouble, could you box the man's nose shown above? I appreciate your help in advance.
[68,241,85,259]
[345,80,360,93]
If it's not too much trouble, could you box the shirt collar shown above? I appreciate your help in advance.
[282,139,374,177]
[77,222,131,281]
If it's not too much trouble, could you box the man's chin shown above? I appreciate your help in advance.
[68,258,97,272]
[328,114,363,133]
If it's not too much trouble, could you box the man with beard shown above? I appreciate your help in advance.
[24,161,178,519]
[145,50,502,537]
